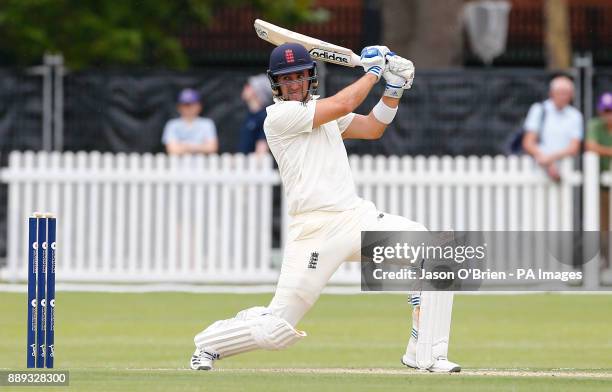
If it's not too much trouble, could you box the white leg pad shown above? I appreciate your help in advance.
[415,292,454,369]
[194,306,306,359]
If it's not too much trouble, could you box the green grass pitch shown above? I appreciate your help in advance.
[0,292,611,391]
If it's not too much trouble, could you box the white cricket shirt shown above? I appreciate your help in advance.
[264,97,361,216]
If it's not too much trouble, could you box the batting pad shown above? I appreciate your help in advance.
[415,292,454,369]
[194,306,306,359]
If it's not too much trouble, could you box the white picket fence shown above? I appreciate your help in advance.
[0,151,598,286]
[1,152,279,283]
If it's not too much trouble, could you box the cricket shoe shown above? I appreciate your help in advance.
[190,348,218,371]
[401,354,461,373]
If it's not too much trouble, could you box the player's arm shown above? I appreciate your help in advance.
[343,54,414,140]
[312,46,388,128]
[342,96,399,140]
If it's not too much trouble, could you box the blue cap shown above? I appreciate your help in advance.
[598,92,612,112]
[178,88,200,104]
[268,43,315,76]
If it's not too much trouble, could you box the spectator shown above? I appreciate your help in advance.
[237,74,272,155]
[522,76,583,181]
[585,92,612,173]
[585,92,612,265]
[162,88,218,155]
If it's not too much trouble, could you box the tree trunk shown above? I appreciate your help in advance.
[381,0,464,68]
[544,0,571,69]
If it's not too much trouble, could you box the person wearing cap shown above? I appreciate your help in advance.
[522,76,583,181]
[190,43,461,373]
[237,74,272,155]
[585,92,612,265]
[162,88,218,155]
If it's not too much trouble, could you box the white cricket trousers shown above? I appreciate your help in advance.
[268,199,426,326]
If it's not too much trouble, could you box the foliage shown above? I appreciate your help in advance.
[0,0,324,68]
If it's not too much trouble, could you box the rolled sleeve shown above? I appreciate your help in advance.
[265,100,316,140]
[336,112,356,134]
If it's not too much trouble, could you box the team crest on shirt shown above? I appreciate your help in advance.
[308,252,319,269]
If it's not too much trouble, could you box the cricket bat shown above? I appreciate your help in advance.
[254,19,363,67]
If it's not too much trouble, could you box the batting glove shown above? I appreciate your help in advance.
[382,53,415,98]
[360,45,389,81]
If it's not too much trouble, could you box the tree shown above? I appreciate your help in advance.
[0,0,323,68]
[544,0,571,69]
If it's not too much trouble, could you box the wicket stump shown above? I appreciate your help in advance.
[27,212,56,368]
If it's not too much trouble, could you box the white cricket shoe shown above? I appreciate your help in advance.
[401,354,461,373]
[190,348,218,371]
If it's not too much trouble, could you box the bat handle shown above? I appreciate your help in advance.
[352,52,396,68]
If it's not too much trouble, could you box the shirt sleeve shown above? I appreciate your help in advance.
[264,100,316,140]
[523,103,543,134]
[206,119,218,141]
[336,112,356,134]
[586,118,601,143]
[570,111,584,140]
[161,120,176,144]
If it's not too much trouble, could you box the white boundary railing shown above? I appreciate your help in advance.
[0,151,601,287]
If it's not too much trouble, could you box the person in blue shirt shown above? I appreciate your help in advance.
[522,76,583,180]
[237,74,271,155]
[162,88,218,155]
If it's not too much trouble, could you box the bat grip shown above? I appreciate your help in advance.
[353,53,395,68]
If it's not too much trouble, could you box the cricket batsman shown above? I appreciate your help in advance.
[190,42,460,373]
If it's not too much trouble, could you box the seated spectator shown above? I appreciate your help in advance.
[585,92,612,266]
[238,74,272,155]
[522,76,583,181]
[162,88,218,155]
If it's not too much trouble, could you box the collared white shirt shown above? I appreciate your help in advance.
[264,97,360,216]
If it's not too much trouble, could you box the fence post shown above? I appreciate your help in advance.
[42,54,64,151]
[32,58,54,151]
[52,55,65,151]
[574,53,594,125]
[582,152,600,290]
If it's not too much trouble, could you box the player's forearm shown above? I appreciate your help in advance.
[364,112,387,138]
[381,96,400,108]
[333,73,378,112]
[366,97,399,137]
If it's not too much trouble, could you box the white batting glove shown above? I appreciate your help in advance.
[382,53,415,98]
[360,45,389,81]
